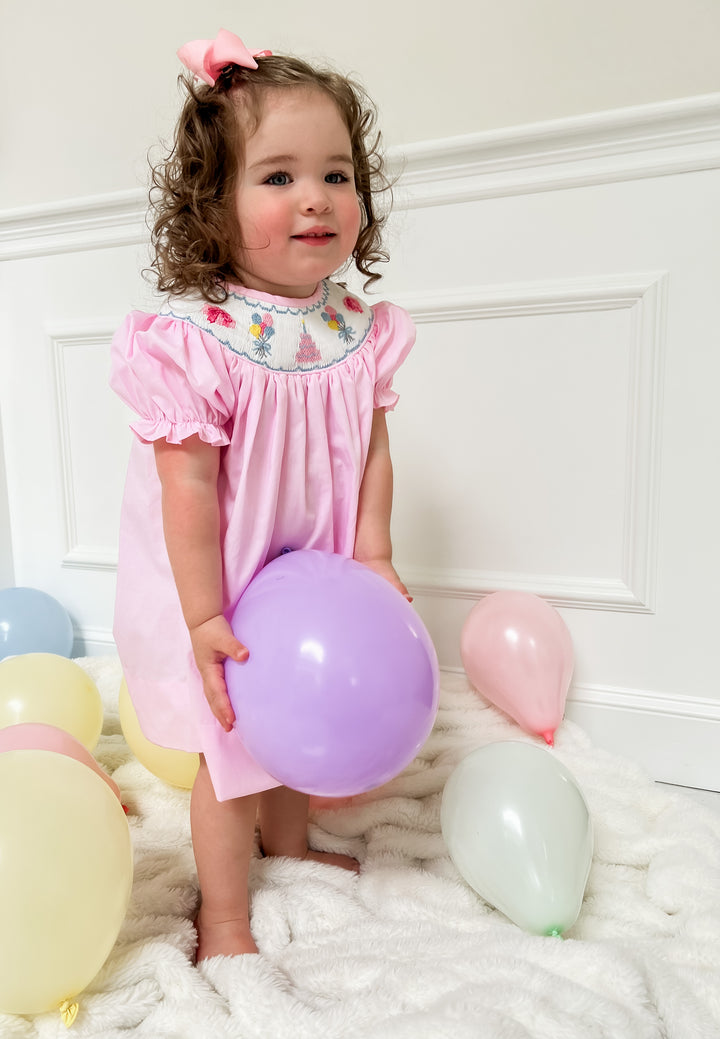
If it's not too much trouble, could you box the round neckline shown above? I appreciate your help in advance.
[224,281,324,308]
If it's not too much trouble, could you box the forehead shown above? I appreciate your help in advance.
[245,87,351,149]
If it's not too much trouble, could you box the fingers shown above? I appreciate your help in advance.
[205,620,249,665]
[189,617,250,732]
[390,572,413,604]
[202,662,236,732]
[392,575,413,602]
[208,634,249,731]
[357,558,414,603]
[223,635,249,664]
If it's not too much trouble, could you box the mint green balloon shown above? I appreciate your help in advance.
[441,742,593,936]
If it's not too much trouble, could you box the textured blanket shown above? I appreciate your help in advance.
[4,656,720,1039]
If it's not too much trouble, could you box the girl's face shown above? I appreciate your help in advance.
[234,88,362,298]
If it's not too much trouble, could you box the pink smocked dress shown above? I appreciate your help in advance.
[110,279,415,800]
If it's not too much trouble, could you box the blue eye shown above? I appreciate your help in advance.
[265,172,291,186]
[325,172,350,184]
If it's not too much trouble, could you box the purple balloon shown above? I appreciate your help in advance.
[225,550,439,797]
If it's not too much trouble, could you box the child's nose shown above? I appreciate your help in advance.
[300,181,332,213]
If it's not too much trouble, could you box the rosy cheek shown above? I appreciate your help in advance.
[343,197,362,238]
[239,208,276,250]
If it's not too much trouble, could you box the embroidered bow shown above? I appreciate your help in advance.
[177,29,272,86]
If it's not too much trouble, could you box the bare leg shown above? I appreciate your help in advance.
[258,786,359,872]
[191,755,260,960]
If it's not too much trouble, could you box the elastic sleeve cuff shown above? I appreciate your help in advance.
[130,417,231,447]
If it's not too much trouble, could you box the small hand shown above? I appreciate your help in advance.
[356,558,413,602]
[188,615,249,732]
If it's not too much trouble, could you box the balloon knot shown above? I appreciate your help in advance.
[547,928,563,939]
[541,730,555,746]
[59,999,79,1028]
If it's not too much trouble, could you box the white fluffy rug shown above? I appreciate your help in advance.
[5,656,720,1039]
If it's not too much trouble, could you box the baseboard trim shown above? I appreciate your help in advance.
[442,667,720,792]
[72,627,117,658]
[565,692,720,792]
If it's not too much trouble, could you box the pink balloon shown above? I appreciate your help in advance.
[226,550,439,797]
[460,592,573,745]
[0,722,122,803]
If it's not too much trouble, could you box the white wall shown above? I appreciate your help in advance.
[1,0,719,206]
[0,414,13,587]
[1,96,719,790]
[1,3,719,789]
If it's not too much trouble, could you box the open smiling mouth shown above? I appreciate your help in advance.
[292,232,336,245]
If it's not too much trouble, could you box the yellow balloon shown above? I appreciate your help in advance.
[0,653,103,750]
[119,679,199,789]
[0,750,133,1016]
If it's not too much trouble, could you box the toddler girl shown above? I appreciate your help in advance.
[110,29,415,961]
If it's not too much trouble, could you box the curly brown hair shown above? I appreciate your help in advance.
[148,55,391,303]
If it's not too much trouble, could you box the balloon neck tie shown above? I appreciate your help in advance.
[541,730,555,746]
[547,928,563,939]
[59,999,79,1028]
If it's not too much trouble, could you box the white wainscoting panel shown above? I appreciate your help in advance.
[0,420,13,586]
[49,320,133,570]
[1,94,719,788]
[0,244,153,652]
[389,272,666,613]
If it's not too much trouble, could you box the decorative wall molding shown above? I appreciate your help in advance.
[1,93,718,259]
[63,547,118,572]
[442,667,720,724]
[570,681,720,722]
[44,271,667,598]
[405,570,649,612]
[566,682,720,790]
[49,319,123,572]
[392,92,720,208]
[395,271,667,612]
[440,668,720,790]
[0,190,148,260]
[73,626,117,655]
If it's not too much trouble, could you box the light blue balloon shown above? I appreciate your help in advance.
[0,587,74,659]
[441,741,593,936]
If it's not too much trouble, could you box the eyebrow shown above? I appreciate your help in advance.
[248,153,354,170]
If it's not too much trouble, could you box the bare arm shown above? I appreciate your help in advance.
[354,408,411,601]
[154,435,247,732]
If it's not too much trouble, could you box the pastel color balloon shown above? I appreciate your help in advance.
[0,721,121,803]
[0,587,74,659]
[226,550,439,797]
[460,591,573,745]
[0,751,133,1016]
[441,741,593,936]
[0,653,103,750]
[119,679,199,789]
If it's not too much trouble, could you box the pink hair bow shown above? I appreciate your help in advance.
[177,29,272,86]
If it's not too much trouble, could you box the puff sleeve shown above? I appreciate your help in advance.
[109,312,237,446]
[369,301,416,411]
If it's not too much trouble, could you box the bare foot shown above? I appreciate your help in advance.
[303,849,360,873]
[195,909,259,961]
